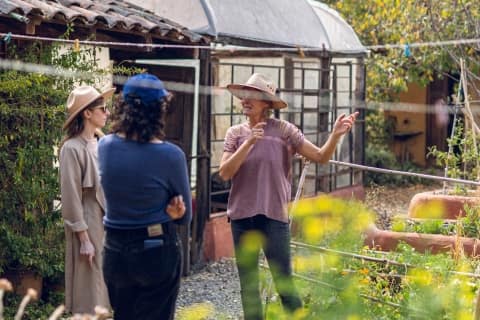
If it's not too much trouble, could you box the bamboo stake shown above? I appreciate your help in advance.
[14,289,37,320]
[47,305,65,320]
[93,306,111,320]
[459,59,480,194]
[444,71,463,194]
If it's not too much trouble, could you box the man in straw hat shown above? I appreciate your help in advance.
[59,85,114,314]
[219,73,358,319]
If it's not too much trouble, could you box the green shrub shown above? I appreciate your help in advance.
[365,145,422,186]
[283,196,480,319]
[0,68,66,277]
[2,290,63,320]
[428,118,480,194]
[0,39,103,291]
[458,205,480,239]
[364,109,424,186]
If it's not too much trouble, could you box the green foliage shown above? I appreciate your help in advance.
[365,108,425,186]
[391,205,480,238]
[391,217,455,235]
[458,205,480,239]
[352,242,476,320]
[273,196,480,319]
[2,291,64,320]
[365,145,399,185]
[365,145,423,186]
[411,219,445,234]
[320,0,479,102]
[364,109,401,185]
[0,66,66,277]
[365,109,394,147]
[0,39,104,280]
[292,195,374,251]
[428,118,480,193]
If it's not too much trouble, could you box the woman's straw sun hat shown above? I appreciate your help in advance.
[63,86,115,130]
[226,73,287,109]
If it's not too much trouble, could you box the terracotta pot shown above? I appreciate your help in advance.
[2,269,43,297]
[408,190,480,219]
[203,212,234,261]
[364,225,480,257]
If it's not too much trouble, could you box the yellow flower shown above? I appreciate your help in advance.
[409,269,433,286]
[303,217,326,242]
[177,303,215,320]
[358,268,369,275]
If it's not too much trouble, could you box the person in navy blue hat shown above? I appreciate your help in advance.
[98,73,192,320]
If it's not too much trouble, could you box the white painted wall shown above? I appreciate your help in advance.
[56,44,113,90]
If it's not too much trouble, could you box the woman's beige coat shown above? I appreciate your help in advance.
[59,135,110,314]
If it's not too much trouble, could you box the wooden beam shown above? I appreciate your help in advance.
[190,48,212,265]
[212,48,333,59]
[144,34,152,52]
[26,17,42,35]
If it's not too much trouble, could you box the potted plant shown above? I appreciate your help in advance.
[365,205,480,257]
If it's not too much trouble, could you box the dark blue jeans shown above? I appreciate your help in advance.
[102,223,181,320]
[231,214,302,320]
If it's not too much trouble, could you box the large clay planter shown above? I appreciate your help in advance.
[408,190,480,219]
[364,225,480,257]
[2,270,43,297]
[203,212,234,261]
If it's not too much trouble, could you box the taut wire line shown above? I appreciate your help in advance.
[329,160,480,187]
[0,32,479,53]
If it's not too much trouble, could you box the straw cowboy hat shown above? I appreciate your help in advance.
[226,73,287,109]
[63,85,115,130]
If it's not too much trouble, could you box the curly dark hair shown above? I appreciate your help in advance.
[109,95,168,143]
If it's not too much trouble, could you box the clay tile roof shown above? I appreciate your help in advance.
[0,0,209,44]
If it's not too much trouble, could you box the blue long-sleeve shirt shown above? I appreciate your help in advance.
[98,134,192,229]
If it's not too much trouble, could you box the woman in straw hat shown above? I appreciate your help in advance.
[219,73,358,319]
[59,85,114,314]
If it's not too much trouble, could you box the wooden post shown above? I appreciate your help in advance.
[354,59,366,185]
[318,54,332,192]
[190,48,212,266]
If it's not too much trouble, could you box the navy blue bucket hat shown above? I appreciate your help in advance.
[122,73,169,105]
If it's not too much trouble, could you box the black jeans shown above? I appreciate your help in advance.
[102,223,181,320]
[231,214,303,320]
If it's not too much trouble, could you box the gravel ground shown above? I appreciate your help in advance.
[176,184,442,319]
[176,258,241,319]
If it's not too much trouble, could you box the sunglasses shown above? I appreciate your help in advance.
[91,105,109,113]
